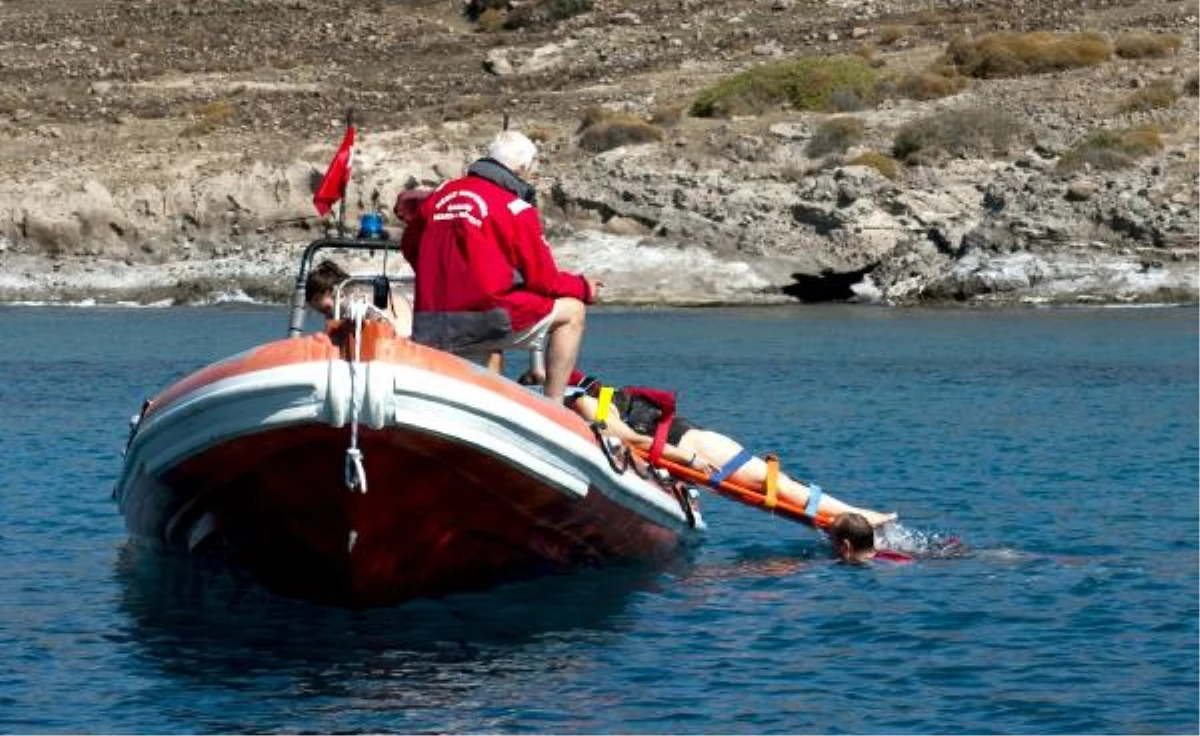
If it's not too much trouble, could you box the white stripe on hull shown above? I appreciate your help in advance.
[117,360,705,540]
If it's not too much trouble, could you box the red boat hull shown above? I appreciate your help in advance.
[117,319,702,607]
[122,406,692,608]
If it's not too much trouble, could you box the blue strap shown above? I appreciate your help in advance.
[708,449,753,485]
[805,483,824,518]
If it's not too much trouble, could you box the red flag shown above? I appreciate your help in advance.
[313,125,355,216]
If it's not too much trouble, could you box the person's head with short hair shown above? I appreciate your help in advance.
[305,259,350,319]
[829,512,876,564]
[487,130,538,178]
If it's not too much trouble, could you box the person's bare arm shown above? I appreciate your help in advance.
[571,395,696,466]
[571,395,646,445]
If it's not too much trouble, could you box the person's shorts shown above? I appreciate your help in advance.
[626,394,701,446]
[459,305,556,366]
[667,416,699,446]
[472,304,556,354]
[501,307,555,352]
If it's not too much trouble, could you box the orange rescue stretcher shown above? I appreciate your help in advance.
[587,384,835,531]
[626,445,836,531]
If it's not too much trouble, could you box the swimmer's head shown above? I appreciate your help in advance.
[829,512,876,564]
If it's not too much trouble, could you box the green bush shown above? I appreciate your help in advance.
[1057,125,1163,172]
[691,55,878,117]
[892,108,1025,163]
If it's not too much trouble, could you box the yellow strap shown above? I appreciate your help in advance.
[596,386,614,424]
[764,454,779,510]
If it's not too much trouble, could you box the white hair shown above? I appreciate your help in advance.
[487,130,538,174]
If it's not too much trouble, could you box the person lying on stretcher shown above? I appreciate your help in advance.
[563,370,897,528]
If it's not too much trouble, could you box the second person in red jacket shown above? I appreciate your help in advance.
[401,130,601,401]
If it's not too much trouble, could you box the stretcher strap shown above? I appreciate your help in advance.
[649,407,673,464]
[805,483,824,518]
[764,454,780,510]
[595,386,614,425]
[709,448,753,485]
[624,387,677,465]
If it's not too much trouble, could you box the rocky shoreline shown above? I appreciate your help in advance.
[0,0,1196,307]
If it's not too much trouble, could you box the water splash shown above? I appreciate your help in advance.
[877,523,966,558]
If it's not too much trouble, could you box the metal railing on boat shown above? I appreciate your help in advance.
[287,237,414,337]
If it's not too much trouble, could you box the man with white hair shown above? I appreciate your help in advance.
[400,130,601,401]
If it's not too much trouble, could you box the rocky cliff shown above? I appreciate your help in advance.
[0,0,1196,305]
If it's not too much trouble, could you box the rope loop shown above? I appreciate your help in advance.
[345,447,368,493]
[344,302,368,493]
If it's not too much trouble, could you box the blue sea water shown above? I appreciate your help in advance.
[0,304,1196,734]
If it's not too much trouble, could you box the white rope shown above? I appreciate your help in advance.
[344,300,369,494]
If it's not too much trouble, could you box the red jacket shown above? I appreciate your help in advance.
[400,171,592,338]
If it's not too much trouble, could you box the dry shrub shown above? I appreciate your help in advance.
[0,92,23,116]
[111,33,128,48]
[1057,125,1163,172]
[778,164,808,183]
[807,116,865,157]
[893,69,969,100]
[649,103,684,128]
[577,109,664,153]
[504,0,594,30]
[464,0,507,21]
[828,88,870,112]
[182,100,235,136]
[892,107,1025,163]
[945,31,1111,78]
[1114,32,1183,59]
[442,95,491,121]
[913,8,949,26]
[526,126,556,143]
[1186,73,1199,97]
[856,42,876,61]
[848,151,899,180]
[576,105,608,132]
[879,25,907,46]
[1120,79,1180,112]
[691,55,878,117]
[477,7,506,32]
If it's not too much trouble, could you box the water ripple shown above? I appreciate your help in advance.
[0,306,1196,733]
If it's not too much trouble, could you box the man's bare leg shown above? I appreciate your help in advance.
[485,351,504,373]
[543,298,586,402]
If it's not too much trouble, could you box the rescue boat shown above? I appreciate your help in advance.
[114,237,704,608]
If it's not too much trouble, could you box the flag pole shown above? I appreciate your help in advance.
[336,109,354,238]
